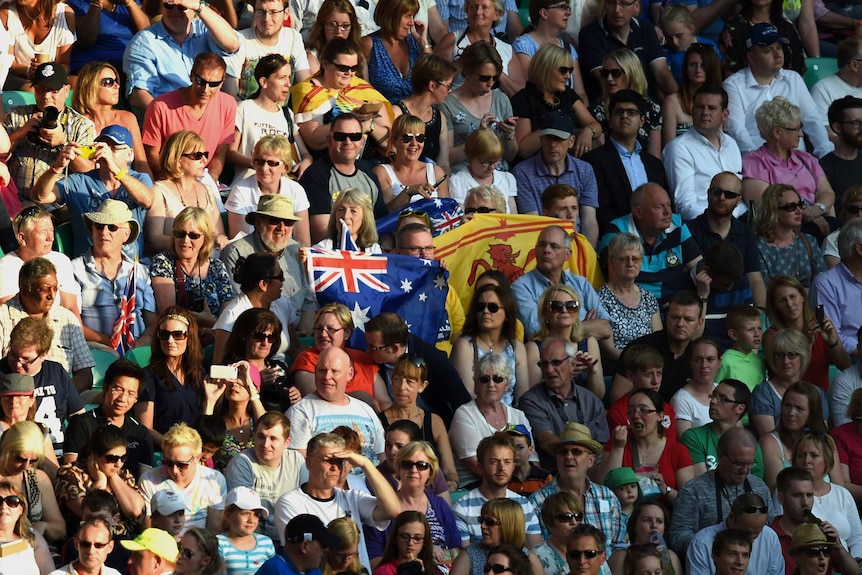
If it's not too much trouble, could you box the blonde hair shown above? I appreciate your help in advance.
[394,441,440,484]
[464,127,504,162]
[161,131,206,180]
[327,188,379,249]
[755,184,799,241]
[603,48,648,107]
[755,96,802,140]
[0,421,44,473]
[171,207,214,264]
[73,62,120,116]
[162,422,203,454]
[391,115,427,157]
[529,44,573,93]
[323,518,363,575]
[253,135,295,167]
[465,185,507,213]
[536,285,584,343]
[765,328,812,375]
[0,481,33,545]
[482,498,526,548]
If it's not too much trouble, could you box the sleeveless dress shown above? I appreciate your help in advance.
[395,101,442,163]
[379,163,438,202]
[379,409,443,461]
[465,335,518,406]
[6,4,75,68]
[367,32,420,103]
[23,468,44,525]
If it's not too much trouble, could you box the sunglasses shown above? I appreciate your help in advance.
[182,151,209,161]
[478,374,506,384]
[741,505,768,514]
[801,546,831,558]
[177,547,195,560]
[400,133,427,144]
[193,74,223,88]
[367,342,391,352]
[332,131,363,142]
[261,215,295,227]
[537,358,568,369]
[157,330,189,341]
[252,331,278,343]
[78,539,111,549]
[332,62,359,73]
[556,511,584,523]
[567,550,601,560]
[558,66,574,75]
[778,201,805,212]
[103,453,128,464]
[173,230,202,240]
[477,516,502,527]
[402,354,426,369]
[268,273,286,282]
[399,460,432,471]
[476,74,501,83]
[100,77,119,87]
[464,206,496,214]
[709,187,741,200]
[484,565,512,574]
[93,222,123,232]
[163,2,187,9]
[15,455,38,465]
[548,300,579,312]
[162,456,195,470]
[0,495,22,508]
[474,302,501,313]
[599,68,624,79]
[253,158,283,167]
[14,205,47,235]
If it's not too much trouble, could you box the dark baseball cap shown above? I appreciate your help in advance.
[32,63,69,90]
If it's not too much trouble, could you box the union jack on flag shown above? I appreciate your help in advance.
[110,259,137,357]
[376,197,464,238]
[306,248,448,348]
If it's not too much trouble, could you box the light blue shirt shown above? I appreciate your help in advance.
[123,19,240,99]
[686,520,784,575]
[438,0,517,36]
[511,269,610,339]
[611,136,649,192]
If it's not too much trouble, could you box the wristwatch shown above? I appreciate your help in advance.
[665,484,672,494]
[816,202,827,213]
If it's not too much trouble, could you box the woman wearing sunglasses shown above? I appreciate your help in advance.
[175,526,225,575]
[743,98,836,241]
[146,130,229,255]
[528,493,584,575]
[607,501,682,575]
[54,424,144,537]
[452,284,528,403]
[374,115,449,212]
[0,421,65,544]
[754,185,827,289]
[450,498,525,575]
[449,353,533,488]
[73,62,150,175]
[0,480,53,574]
[150,207,235,333]
[373,511,441,575]
[588,49,662,158]
[449,128,517,213]
[762,276,848,394]
[525,285,603,396]
[379,355,459,491]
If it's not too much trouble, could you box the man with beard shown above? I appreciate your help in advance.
[820,96,862,203]
[221,195,316,334]
[142,52,236,182]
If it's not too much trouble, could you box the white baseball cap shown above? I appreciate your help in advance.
[152,490,186,516]
[225,486,268,517]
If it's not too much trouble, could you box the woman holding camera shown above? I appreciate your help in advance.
[151,207,235,332]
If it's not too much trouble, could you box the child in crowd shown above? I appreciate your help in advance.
[449,128,517,213]
[197,414,227,469]
[604,467,639,527]
[714,305,765,393]
[607,344,678,439]
[660,6,721,84]
[505,424,553,496]
[151,489,188,541]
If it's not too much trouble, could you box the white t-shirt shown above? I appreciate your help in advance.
[226,26,310,96]
[224,174,310,236]
[213,293,295,359]
[139,465,227,532]
[449,167,517,209]
[670,386,714,428]
[0,251,81,308]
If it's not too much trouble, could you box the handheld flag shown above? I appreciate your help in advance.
[110,258,137,357]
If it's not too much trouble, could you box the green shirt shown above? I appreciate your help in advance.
[680,424,765,479]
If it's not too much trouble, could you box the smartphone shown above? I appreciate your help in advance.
[78,145,97,160]
[816,304,825,327]
[209,365,238,380]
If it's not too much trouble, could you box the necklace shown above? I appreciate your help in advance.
[477,336,501,353]
[174,181,200,208]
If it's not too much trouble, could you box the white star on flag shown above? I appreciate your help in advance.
[400,279,413,292]
[433,274,447,290]
[351,302,372,332]
[418,292,428,302]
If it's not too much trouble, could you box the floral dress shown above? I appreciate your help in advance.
[150,253,235,315]
[55,462,143,536]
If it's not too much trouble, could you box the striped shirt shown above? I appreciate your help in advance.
[217,533,276,575]
[453,488,542,545]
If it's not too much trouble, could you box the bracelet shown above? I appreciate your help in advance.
[367,119,376,135]
[423,43,432,49]
[113,169,127,180]
[51,165,64,175]
[195,0,206,14]
[250,393,261,402]
[588,126,599,138]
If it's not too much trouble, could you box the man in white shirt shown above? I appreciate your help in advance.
[723,23,832,158]
[50,518,122,575]
[663,85,743,221]
[811,38,862,125]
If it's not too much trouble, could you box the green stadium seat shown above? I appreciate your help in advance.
[91,348,118,390]
[2,90,35,112]
[53,222,73,255]
[125,346,152,368]
[804,58,838,90]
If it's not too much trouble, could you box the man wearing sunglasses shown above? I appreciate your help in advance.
[662,86,744,222]
[53,518,121,575]
[142,52,236,183]
[565,524,608,575]
[686,493,783,575]
[33,124,154,261]
[298,113,388,244]
[124,0,239,115]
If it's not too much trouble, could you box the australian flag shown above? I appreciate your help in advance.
[110,260,137,357]
[306,248,449,348]
[376,197,464,238]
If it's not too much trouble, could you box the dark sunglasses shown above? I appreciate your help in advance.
[157,330,189,341]
[599,68,623,79]
[709,187,741,200]
[78,539,111,549]
[0,495,22,508]
[252,331,278,343]
[182,151,209,161]
[399,460,432,471]
[332,131,363,142]
[537,358,568,369]
[93,222,122,232]
[193,74,223,88]
[464,206,496,214]
[478,374,506,384]
[548,300,579,312]
[261,215,295,227]
[100,77,119,87]
[474,302,501,313]
[801,546,831,558]
[741,505,768,514]
[163,2,186,9]
[567,550,601,560]
[253,158,283,167]
[555,512,584,523]
[400,133,427,144]
[477,516,502,527]
[476,73,501,83]
[778,201,805,212]
[162,456,195,470]
[484,565,512,574]
[177,547,195,560]
[558,66,574,75]
[103,453,128,464]
[268,272,286,282]
[173,230,202,240]
[15,455,38,465]
[332,63,359,73]
[846,204,862,215]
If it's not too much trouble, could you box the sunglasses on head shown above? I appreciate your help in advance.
[801,546,831,558]
[182,150,209,161]
[474,302,501,313]
[332,131,363,142]
[93,222,123,232]
[399,460,432,471]
[484,565,512,574]
[477,516,501,527]
[103,453,127,464]
[401,133,427,144]
[556,511,584,523]
[548,300,579,312]
[173,230,202,240]
[253,158,283,167]
[567,549,601,560]
[464,206,496,215]
[157,330,189,341]
[332,62,359,73]
[476,73,501,83]
[778,201,805,212]
[599,68,623,79]
[558,66,574,75]
[709,187,741,200]
[0,495,22,508]
[193,74,223,88]
[162,456,195,470]
[403,354,426,369]
[100,77,119,87]
[252,331,278,343]
[478,374,506,384]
